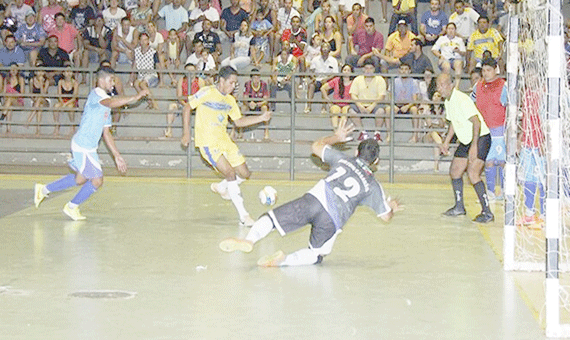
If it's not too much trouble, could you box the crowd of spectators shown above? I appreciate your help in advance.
[0,0,513,144]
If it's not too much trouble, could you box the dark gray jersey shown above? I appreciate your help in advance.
[308,146,391,229]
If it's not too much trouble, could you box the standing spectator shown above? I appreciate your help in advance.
[131,32,159,109]
[250,8,273,66]
[240,68,271,140]
[305,42,338,114]
[187,0,219,51]
[38,35,70,85]
[221,19,254,70]
[220,0,248,42]
[1,62,25,134]
[419,0,447,46]
[166,63,200,138]
[158,0,189,50]
[449,0,479,42]
[270,43,298,107]
[53,67,79,136]
[6,0,33,27]
[348,59,387,142]
[281,15,307,71]
[14,10,45,67]
[110,16,139,68]
[82,14,112,67]
[319,15,342,60]
[39,0,62,33]
[70,0,96,33]
[385,62,420,143]
[0,34,26,66]
[346,17,383,70]
[467,16,503,72]
[388,0,417,35]
[432,23,466,78]
[399,38,434,76]
[193,19,222,64]
[321,63,354,129]
[48,13,80,66]
[472,57,507,201]
[130,0,153,33]
[102,0,127,31]
[346,2,367,37]
[380,19,416,72]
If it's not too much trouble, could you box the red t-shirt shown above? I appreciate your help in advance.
[475,77,506,129]
[521,88,544,148]
[281,28,307,58]
[48,23,79,53]
[327,77,352,107]
[351,29,384,56]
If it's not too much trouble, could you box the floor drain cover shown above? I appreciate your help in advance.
[69,290,136,299]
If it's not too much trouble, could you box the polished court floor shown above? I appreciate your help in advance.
[0,174,554,339]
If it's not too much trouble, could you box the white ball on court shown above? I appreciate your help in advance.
[259,186,277,206]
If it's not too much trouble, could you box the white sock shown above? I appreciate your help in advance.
[227,180,248,219]
[42,187,50,195]
[218,179,228,191]
[245,215,274,243]
[236,175,246,185]
[281,248,319,266]
[67,202,78,209]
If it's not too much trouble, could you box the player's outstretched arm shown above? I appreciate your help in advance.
[103,127,127,174]
[233,110,272,127]
[100,89,150,109]
[312,118,355,158]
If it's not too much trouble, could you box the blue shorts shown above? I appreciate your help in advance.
[68,141,103,179]
[486,135,506,163]
[519,147,545,183]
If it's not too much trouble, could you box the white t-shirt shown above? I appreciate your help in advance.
[432,35,466,60]
[148,32,164,50]
[449,8,479,40]
[310,55,339,81]
[102,7,127,31]
[276,7,300,34]
[189,7,220,32]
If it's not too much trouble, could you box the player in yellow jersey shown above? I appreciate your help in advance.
[181,66,272,226]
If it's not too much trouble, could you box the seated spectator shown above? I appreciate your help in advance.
[346,17,383,70]
[399,38,434,76]
[346,2,367,37]
[110,16,139,68]
[432,23,466,78]
[449,0,479,42]
[102,0,127,31]
[14,10,45,67]
[305,41,338,114]
[421,90,447,171]
[6,0,33,28]
[238,68,271,140]
[255,0,277,58]
[321,63,354,129]
[166,63,200,138]
[53,66,79,136]
[157,0,188,49]
[303,33,322,68]
[419,0,447,46]
[281,15,307,71]
[185,39,204,66]
[193,19,222,64]
[39,0,62,33]
[221,19,254,70]
[0,34,26,66]
[26,61,49,135]
[388,0,417,35]
[146,21,166,85]
[82,15,112,72]
[385,62,421,143]
[2,62,24,134]
[251,8,273,66]
[164,28,182,86]
[48,13,80,66]
[195,48,216,86]
[270,43,298,108]
[338,0,365,29]
[348,59,387,142]
[0,8,19,42]
[276,0,300,36]
[187,0,219,52]
[319,15,342,60]
[314,0,339,35]
[380,19,416,72]
[220,0,249,43]
[467,16,503,72]
[130,0,153,33]
[70,0,96,33]
[468,66,482,92]
[38,35,70,85]
[131,32,159,109]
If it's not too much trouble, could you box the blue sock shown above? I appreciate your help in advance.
[539,183,545,215]
[70,182,97,206]
[485,166,497,194]
[498,166,504,191]
[46,174,77,193]
[524,182,537,212]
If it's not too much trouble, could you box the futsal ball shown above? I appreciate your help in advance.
[259,186,277,206]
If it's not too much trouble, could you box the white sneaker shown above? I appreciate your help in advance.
[34,183,48,208]
[210,182,230,200]
[63,203,86,221]
[219,238,253,253]
[239,215,255,227]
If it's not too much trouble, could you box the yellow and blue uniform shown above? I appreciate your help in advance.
[189,85,245,167]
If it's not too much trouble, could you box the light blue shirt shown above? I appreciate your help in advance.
[158,4,189,31]
[72,88,112,150]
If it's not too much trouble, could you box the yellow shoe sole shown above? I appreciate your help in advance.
[219,238,253,253]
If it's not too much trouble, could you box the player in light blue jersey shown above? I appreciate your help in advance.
[219,119,403,267]
[33,66,150,221]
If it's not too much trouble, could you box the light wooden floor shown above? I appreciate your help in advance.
[0,174,553,339]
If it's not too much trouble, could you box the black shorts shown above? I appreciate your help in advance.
[454,134,491,161]
[267,193,336,249]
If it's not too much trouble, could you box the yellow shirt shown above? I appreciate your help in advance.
[444,88,490,144]
[349,75,387,106]
[189,85,242,147]
[392,0,415,12]
[467,28,503,59]
[385,30,417,59]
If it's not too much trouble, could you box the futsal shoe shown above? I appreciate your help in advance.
[473,211,494,223]
[210,182,231,200]
[257,250,285,267]
[34,183,47,208]
[219,238,253,253]
[442,205,466,217]
[239,215,255,228]
[63,203,86,221]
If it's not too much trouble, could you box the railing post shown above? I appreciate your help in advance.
[389,75,395,183]
[289,72,297,180]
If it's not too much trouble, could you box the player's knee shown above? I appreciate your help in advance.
[91,177,104,188]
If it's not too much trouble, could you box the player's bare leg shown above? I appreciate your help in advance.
[220,215,275,251]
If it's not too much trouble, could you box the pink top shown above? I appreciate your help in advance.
[327,77,352,107]
[48,23,79,53]
[40,5,63,33]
